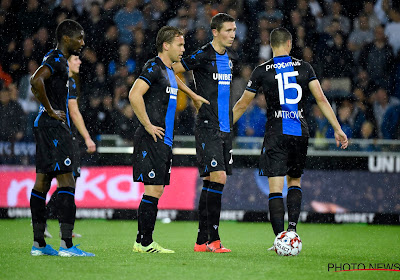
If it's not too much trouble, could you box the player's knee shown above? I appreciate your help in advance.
[57,174,76,188]
[287,176,301,187]
[210,171,227,185]
[33,176,52,193]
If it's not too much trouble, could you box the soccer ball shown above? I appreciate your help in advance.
[273,231,302,256]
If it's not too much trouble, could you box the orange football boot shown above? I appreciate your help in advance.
[206,240,231,253]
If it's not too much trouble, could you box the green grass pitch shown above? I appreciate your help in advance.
[0,219,399,280]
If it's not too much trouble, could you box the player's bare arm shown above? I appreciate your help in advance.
[175,75,210,112]
[309,79,348,149]
[232,90,256,124]
[129,78,165,142]
[68,99,96,153]
[30,65,66,122]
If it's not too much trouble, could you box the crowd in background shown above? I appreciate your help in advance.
[1,0,400,152]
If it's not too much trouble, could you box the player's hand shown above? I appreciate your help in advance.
[85,138,96,153]
[192,95,210,113]
[145,124,165,142]
[48,109,66,123]
[334,129,348,149]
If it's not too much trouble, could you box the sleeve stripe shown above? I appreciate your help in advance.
[68,95,77,99]
[43,63,54,74]
[309,77,317,81]
[139,76,151,85]
[246,87,257,93]
[180,58,190,71]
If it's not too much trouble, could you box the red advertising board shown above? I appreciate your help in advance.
[0,166,198,210]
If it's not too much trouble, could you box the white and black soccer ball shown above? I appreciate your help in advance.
[273,231,302,256]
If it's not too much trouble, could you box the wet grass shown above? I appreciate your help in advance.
[0,220,399,280]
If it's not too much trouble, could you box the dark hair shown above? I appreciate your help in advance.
[210,13,235,31]
[56,19,83,43]
[156,26,183,53]
[270,27,292,48]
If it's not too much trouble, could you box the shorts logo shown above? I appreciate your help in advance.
[64,158,71,166]
[247,80,252,87]
[148,170,156,179]
[77,167,81,174]
[229,149,233,164]
[211,159,218,167]
[201,143,205,150]
[142,151,147,158]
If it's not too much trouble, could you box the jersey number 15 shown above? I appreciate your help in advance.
[275,71,302,105]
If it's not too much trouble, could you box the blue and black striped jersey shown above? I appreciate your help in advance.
[138,56,178,147]
[34,49,70,128]
[181,42,238,133]
[246,55,317,137]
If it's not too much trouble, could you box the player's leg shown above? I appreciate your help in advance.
[138,184,173,253]
[205,170,231,253]
[194,128,210,249]
[268,176,286,236]
[46,189,58,220]
[56,172,94,257]
[285,136,308,233]
[30,173,58,256]
[194,176,210,251]
[133,138,174,253]
[260,135,287,239]
[286,176,302,232]
[204,131,233,253]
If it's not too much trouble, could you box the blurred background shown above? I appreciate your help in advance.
[0,0,399,222]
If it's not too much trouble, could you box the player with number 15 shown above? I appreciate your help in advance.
[232,27,348,249]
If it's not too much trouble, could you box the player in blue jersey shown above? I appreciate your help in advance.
[233,27,348,249]
[30,20,94,257]
[172,13,238,253]
[44,54,96,238]
[129,26,208,253]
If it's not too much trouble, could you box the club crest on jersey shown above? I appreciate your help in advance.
[148,170,156,179]
[166,86,178,99]
[64,158,71,166]
[211,159,218,167]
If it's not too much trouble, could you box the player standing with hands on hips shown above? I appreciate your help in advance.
[129,26,209,253]
[30,19,94,257]
[233,27,348,249]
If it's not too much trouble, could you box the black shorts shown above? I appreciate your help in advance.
[34,123,74,175]
[259,134,308,178]
[132,131,173,185]
[195,126,233,177]
[71,135,81,177]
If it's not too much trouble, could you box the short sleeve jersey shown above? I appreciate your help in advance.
[67,77,78,134]
[138,56,178,147]
[180,43,238,133]
[34,49,70,128]
[246,55,317,137]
